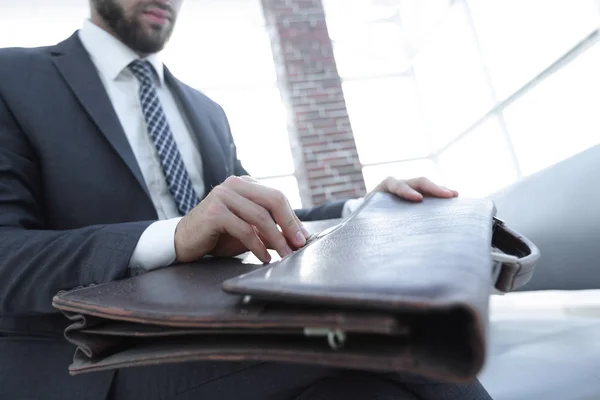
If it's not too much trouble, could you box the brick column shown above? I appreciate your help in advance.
[261,0,366,207]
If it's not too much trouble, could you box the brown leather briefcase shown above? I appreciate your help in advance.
[52,192,540,382]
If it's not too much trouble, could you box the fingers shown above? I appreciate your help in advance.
[290,197,312,239]
[216,184,294,258]
[224,176,308,249]
[174,197,270,264]
[382,177,424,202]
[381,177,457,202]
[176,175,308,263]
[238,176,311,240]
[220,210,271,264]
[442,186,459,197]
[406,177,455,198]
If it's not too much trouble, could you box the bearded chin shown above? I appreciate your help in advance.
[92,0,174,54]
[117,17,173,54]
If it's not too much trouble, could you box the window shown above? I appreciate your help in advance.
[0,3,88,48]
[397,0,454,58]
[467,0,600,100]
[326,0,600,198]
[503,41,600,176]
[437,117,518,197]
[329,21,410,80]
[342,77,429,165]
[412,1,494,149]
[164,0,277,89]
[203,87,295,178]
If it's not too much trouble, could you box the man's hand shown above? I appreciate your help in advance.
[174,176,310,264]
[374,176,458,202]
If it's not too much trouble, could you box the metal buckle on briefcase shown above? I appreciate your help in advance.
[304,328,347,350]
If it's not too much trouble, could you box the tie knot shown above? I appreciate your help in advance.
[128,59,155,84]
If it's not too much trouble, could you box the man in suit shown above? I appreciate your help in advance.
[0,0,492,399]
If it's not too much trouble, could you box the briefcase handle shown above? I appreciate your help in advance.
[490,217,541,292]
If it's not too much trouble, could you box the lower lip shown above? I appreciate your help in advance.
[143,12,168,25]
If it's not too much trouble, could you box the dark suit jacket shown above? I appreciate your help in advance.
[0,32,345,400]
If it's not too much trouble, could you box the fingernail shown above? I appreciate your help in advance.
[283,245,293,257]
[300,225,311,239]
[296,231,307,247]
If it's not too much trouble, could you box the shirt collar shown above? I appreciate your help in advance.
[78,19,164,86]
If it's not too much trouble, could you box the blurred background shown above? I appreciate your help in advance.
[2,0,600,208]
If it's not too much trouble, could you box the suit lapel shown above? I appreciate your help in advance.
[50,33,152,201]
[50,33,229,201]
[164,69,229,191]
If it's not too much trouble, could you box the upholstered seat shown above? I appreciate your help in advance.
[480,145,600,399]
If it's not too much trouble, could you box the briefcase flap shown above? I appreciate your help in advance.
[222,192,538,304]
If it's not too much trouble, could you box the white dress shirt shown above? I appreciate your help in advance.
[79,20,203,271]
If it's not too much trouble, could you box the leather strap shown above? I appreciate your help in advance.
[492,218,540,292]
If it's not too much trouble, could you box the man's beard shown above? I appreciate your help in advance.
[91,0,175,54]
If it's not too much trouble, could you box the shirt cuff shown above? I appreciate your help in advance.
[129,217,183,272]
[342,197,365,218]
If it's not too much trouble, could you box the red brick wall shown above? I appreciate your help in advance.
[261,0,366,207]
